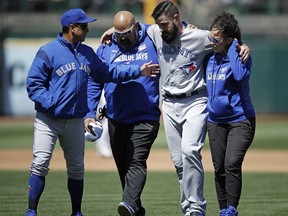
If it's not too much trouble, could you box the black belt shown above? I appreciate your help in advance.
[164,90,199,99]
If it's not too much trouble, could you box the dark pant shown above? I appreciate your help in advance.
[108,119,160,215]
[207,117,256,209]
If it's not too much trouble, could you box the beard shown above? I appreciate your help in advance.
[119,38,133,51]
[117,32,137,51]
[161,24,178,44]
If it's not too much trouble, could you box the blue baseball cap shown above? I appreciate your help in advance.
[61,8,97,26]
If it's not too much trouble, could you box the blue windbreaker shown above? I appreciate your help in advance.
[86,22,161,124]
[206,39,255,123]
[26,33,142,118]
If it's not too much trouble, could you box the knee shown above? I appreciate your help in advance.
[182,146,202,164]
[225,158,241,172]
[67,161,84,180]
[182,141,203,157]
[213,162,225,178]
[30,161,49,176]
[169,152,183,177]
[30,154,51,176]
[170,153,183,169]
[172,158,183,178]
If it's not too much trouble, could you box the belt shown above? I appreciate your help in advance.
[164,90,199,99]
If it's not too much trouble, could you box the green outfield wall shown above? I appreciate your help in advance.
[245,36,288,113]
[0,36,288,116]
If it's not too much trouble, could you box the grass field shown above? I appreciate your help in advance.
[1,117,288,149]
[0,171,288,216]
[0,117,288,215]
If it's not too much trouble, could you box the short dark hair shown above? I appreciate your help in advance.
[210,11,242,42]
[151,0,179,20]
[62,26,69,33]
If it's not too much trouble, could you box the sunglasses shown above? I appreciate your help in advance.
[72,23,88,31]
[115,24,135,37]
[208,35,221,44]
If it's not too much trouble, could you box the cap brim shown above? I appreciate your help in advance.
[79,17,97,24]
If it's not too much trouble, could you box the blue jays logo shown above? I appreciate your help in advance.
[138,44,147,52]
[179,62,197,75]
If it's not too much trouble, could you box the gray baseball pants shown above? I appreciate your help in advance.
[30,112,85,180]
[162,92,208,216]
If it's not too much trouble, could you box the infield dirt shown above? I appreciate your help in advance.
[1,115,288,172]
[0,148,287,172]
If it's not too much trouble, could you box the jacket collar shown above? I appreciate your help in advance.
[57,33,80,51]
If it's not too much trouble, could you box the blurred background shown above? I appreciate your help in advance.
[0,0,288,117]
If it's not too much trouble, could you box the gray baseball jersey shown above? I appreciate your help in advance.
[147,24,212,95]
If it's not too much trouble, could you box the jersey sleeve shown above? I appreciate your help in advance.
[90,54,142,83]
[228,39,252,81]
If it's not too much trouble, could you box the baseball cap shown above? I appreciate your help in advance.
[61,8,97,26]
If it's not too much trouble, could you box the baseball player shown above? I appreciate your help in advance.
[148,2,211,215]
[205,12,255,216]
[85,11,160,216]
[24,8,159,216]
[147,2,250,216]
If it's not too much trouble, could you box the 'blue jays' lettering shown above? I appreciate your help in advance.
[56,62,90,76]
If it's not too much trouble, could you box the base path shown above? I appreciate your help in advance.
[0,149,287,172]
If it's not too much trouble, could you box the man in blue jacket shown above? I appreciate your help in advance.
[85,11,160,216]
[25,8,159,216]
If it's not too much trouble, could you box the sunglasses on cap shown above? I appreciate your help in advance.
[115,24,135,37]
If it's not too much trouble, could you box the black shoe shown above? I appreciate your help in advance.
[117,202,135,216]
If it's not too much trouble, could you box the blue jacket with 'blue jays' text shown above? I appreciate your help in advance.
[86,22,161,124]
[206,39,255,123]
[26,34,143,118]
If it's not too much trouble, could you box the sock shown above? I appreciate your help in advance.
[68,178,84,214]
[28,173,45,211]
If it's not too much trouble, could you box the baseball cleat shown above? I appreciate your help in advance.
[226,206,238,216]
[25,209,37,216]
[219,208,227,216]
[117,201,135,216]
[71,211,83,216]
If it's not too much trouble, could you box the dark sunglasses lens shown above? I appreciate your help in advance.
[74,24,88,30]
[208,36,219,44]
[116,29,132,37]
[80,25,88,30]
